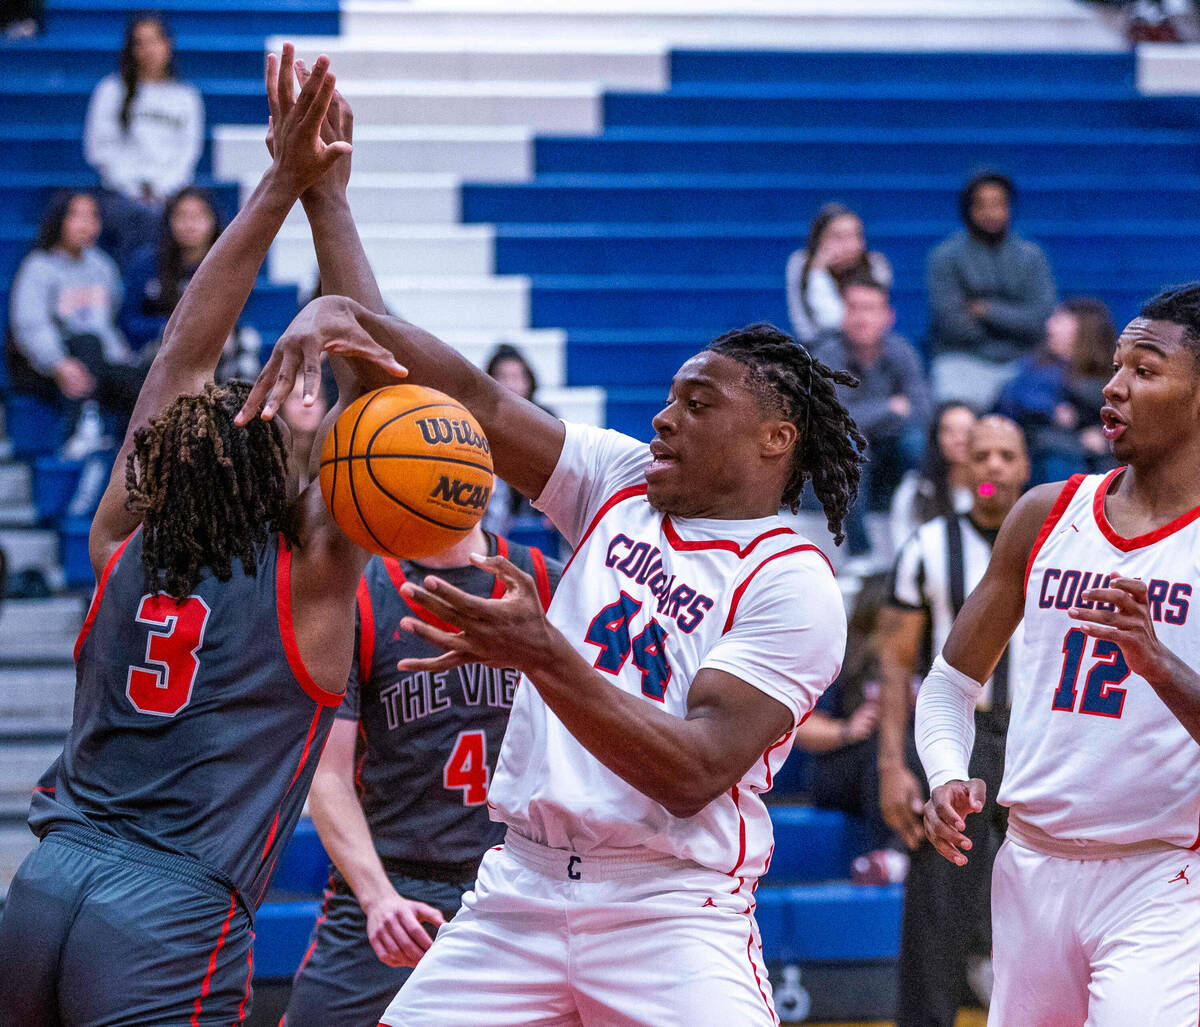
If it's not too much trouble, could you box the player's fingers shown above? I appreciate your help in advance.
[323,339,407,378]
[399,582,474,630]
[235,349,283,424]
[1108,576,1149,600]
[396,652,470,674]
[398,616,474,654]
[399,909,436,952]
[1074,622,1122,643]
[278,43,296,116]
[260,348,302,420]
[302,66,338,139]
[265,52,281,123]
[469,553,535,593]
[410,901,446,927]
[932,789,966,832]
[377,918,420,966]
[924,809,969,866]
[1077,587,1140,612]
[291,54,330,127]
[416,577,496,620]
[966,778,987,812]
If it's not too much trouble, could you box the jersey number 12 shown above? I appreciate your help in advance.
[1050,628,1130,719]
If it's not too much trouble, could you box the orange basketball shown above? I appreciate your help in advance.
[319,384,494,560]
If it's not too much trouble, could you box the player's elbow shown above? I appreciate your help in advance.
[658,773,729,820]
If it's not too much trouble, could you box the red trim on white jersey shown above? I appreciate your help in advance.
[722,544,832,635]
[561,484,649,576]
[1093,467,1200,552]
[745,930,778,1024]
[356,577,376,677]
[276,537,344,707]
[728,784,747,877]
[662,517,795,557]
[74,527,139,662]
[191,891,237,1026]
[761,731,794,791]
[1022,474,1086,596]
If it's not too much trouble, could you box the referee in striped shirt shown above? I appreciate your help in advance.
[875,415,1029,1027]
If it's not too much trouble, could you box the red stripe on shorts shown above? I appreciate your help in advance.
[191,892,237,1026]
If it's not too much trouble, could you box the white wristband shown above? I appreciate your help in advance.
[915,654,983,791]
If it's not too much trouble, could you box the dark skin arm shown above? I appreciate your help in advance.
[397,554,794,819]
[236,297,566,503]
[921,481,1060,866]
[87,55,350,576]
[874,605,927,850]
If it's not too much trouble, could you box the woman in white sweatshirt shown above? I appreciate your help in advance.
[84,13,204,264]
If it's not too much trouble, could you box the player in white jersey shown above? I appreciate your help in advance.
[914,284,1200,1026]
[242,315,864,1025]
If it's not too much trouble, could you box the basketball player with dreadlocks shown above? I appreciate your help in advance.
[242,275,866,1021]
[915,284,1200,1025]
[0,49,404,1025]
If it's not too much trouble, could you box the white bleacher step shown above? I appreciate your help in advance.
[0,665,76,729]
[0,597,84,663]
[378,275,530,331]
[0,505,37,529]
[0,462,32,507]
[269,224,496,283]
[0,527,63,591]
[277,174,461,227]
[273,35,668,88]
[330,81,601,133]
[343,0,1123,51]
[538,386,605,428]
[0,742,62,799]
[1138,43,1200,95]
[434,328,566,388]
[215,125,531,183]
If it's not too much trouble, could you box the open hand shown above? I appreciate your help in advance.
[263,43,351,198]
[923,778,986,866]
[396,554,558,674]
[880,764,925,850]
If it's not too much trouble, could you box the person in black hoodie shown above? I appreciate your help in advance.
[925,172,1057,410]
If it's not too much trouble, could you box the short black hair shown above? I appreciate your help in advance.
[706,322,866,544]
[1139,282,1200,360]
[33,190,98,253]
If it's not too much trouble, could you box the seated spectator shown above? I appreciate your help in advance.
[481,343,558,543]
[813,276,930,563]
[121,187,261,379]
[84,13,204,264]
[787,202,893,344]
[7,190,143,459]
[994,297,1117,485]
[795,571,907,882]
[889,402,977,553]
[926,172,1056,409]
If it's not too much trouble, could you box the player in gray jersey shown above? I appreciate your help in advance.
[284,526,560,1026]
[0,52,404,1026]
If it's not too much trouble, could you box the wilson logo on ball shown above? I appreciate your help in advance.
[416,416,491,453]
[430,476,492,511]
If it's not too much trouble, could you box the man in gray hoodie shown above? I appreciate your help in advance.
[926,173,1056,409]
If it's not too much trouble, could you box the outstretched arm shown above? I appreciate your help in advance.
[87,55,350,573]
[237,297,566,502]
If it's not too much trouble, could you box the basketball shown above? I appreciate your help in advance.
[319,384,494,560]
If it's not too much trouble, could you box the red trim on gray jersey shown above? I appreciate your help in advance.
[722,544,833,635]
[1023,474,1086,596]
[73,527,139,662]
[276,536,344,707]
[529,546,553,611]
[663,517,795,557]
[190,891,237,1026]
[356,578,376,678]
[561,484,649,577]
[1093,467,1200,551]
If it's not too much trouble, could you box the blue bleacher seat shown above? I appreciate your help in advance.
[253,899,322,979]
[6,394,68,459]
[33,456,84,522]
[271,818,331,897]
[756,883,903,962]
[59,515,93,588]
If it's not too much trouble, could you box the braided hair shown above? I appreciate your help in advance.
[125,380,298,600]
[707,322,867,544]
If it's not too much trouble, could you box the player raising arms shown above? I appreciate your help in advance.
[915,285,1200,1025]
[242,284,864,1022]
[0,49,404,1026]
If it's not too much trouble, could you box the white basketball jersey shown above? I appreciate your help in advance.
[1003,469,1200,851]
[488,422,846,878]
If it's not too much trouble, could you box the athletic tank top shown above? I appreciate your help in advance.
[1005,470,1200,852]
[29,529,342,908]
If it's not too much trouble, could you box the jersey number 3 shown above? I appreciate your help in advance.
[126,594,212,717]
[1050,627,1130,719]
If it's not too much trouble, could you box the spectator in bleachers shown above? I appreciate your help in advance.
[875,416,1029,1027]
[813,276,930,565]
[994,297,1118,485]
[121,186,262,380]
[926,172,1056,410]
[84,12,204,265]
[2,0,41,38]
[481,342,556,539]
[888,402,977,553]
[795,571,910,884]
[6,190,143,459]
[786,202,893,344]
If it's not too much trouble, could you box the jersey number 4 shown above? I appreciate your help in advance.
[584,593,672,701]
[125,594,212,717]
[1050,627,1130,718]
[444,729,489,806]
